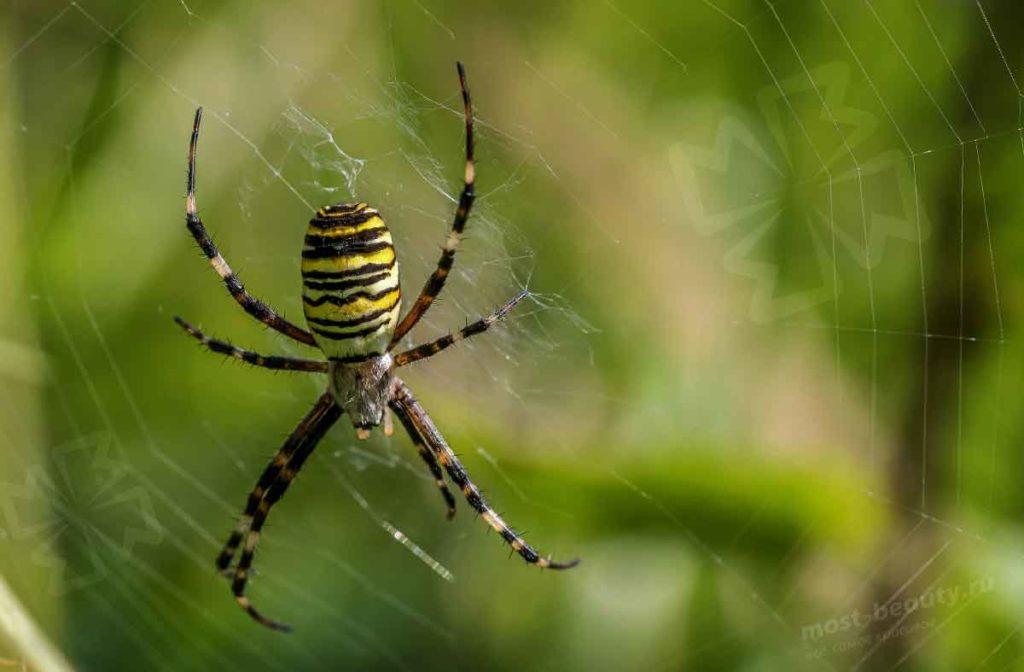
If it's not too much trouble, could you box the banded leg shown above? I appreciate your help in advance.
[394,290,527,367]
[215,393,335,574]
[390,379,579,570]
[231,396,343,631]
[175,317,328,373]
[186,107,317,346]
[394,405,457,519]
[390,62,475,347]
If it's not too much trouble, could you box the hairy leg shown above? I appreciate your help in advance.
[185,107,317,346]
[394,290,526,367]
[390,63,476,346]
[393,406,457,519]
[175,317,327,372]
[390,379,578,569]
[229,395,341,631]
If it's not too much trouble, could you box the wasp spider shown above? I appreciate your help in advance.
[175,63,579,632]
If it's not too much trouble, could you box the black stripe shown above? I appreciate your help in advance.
[464,490,484,511]
[453,189,474,233]
[303,227,388,248]
[446,462,468,488]
[416,250,455,300]
[464,319,490,337]
[317,203,363,215]
[328,353,383,364]
[207,340,235,355]
[311,322,390,341]
[521,548,540,563]
[186,215,217,258]
[308,209,378,229]
[306,306,395,330]
[303,271,393,293]
[303,287,398,308]
[301,260,396,280]
[301,241,393,260]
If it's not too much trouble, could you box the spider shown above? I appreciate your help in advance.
[174,63,579,632]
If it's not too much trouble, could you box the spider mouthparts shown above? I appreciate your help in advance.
[355,427,371,440]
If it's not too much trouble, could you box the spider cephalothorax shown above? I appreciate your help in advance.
[327,352,395,432]
[173,63,578,633]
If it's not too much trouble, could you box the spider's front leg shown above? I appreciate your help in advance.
[184,107,317,347]
[389,62,476,346]
[390,378,579,569]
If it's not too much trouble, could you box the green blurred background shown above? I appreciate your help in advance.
[3,0,1024,669]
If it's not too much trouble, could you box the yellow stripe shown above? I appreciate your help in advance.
[302,276,399,302]
[303,289,401,321]
[302,206,401,359]
[316,202,368,217]
[312,217,386,237]
[300,246,395,273]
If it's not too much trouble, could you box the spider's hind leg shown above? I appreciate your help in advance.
[214,393,336,573]
[390,379,579,568]
[217,392,342,632]
[393,405,457,519]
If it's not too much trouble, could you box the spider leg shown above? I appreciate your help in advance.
[175,317,328,373]
[390,379,579,569]
[185,108,317,347]
[214,393,337,574]
[389,62,475,347]
[230,395,342,632]
[394,290,527,367]
[393,404,457,519]
[218,393,341,632]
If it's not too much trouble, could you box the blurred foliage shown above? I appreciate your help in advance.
[4,0,1024,670]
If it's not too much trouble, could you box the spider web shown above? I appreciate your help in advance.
[664,1,1018,669]
[1,0,1023,670]
[1,1,594,669]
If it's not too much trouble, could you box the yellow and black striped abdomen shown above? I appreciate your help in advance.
[301,203,401,361]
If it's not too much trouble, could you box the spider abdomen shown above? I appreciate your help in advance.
[301,203,402,361]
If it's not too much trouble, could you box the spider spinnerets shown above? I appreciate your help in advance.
[173,62,579,632]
